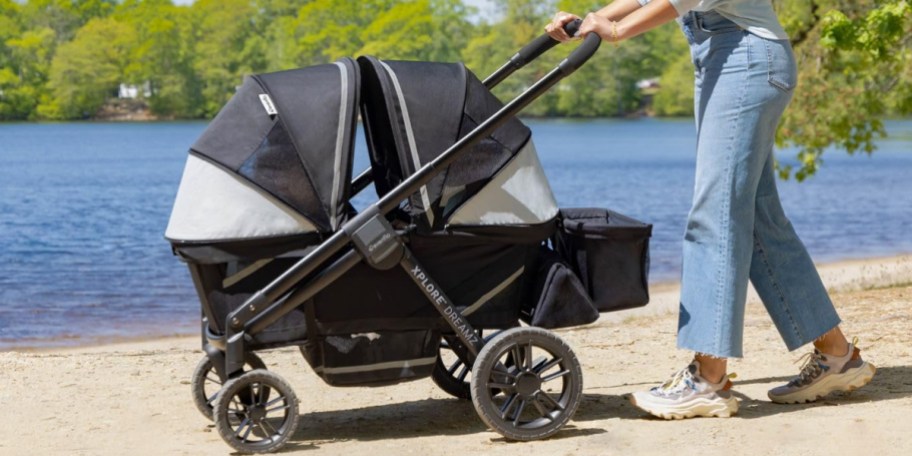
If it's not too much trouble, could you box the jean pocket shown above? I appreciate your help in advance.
[697,13,741,34]
[765,39,797,92]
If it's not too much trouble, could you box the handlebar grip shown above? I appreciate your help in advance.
[513,18,585,67]
[560,33,601,74]
[563,18,582,37]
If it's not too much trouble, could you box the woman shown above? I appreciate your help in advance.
[546,0,876,419]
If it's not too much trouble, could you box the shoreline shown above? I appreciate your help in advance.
[5,253,910,354]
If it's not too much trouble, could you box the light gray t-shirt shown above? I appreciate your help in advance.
[637,0,788,40]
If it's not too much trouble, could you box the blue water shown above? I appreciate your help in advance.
[1,119,910,348]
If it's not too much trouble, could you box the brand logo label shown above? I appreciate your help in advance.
[410,264,478,344]
[259,94,278,116]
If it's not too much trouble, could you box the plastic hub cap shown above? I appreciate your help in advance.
[248,406,266,422]
[515,372,542,397]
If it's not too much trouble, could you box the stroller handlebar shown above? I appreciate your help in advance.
[483,19,599,88]
[513,19,582,68]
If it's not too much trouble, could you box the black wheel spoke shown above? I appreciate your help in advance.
[523,343,534,370]
[266,404,290,414]
[534,356,562,374]
[499,393,518,420]
[206,374,222,385]
[257,385,271,406]
[512,399,527,426]
[510,346,523,370]
[259,418,279,436]
[446,359,462,375]
[486,381,515,391]
[531,397,554,421]
[541,369,570,383]
[235,418,252,441]
[453,365,469,382]
[263,396,285,409]
[537,391,565,412]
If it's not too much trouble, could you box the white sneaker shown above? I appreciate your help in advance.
[768,340,876,404]
[630,361,738,419]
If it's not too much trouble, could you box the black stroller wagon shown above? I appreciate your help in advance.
[166,25,651,453]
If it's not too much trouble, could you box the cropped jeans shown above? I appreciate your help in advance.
[676,11,841,358]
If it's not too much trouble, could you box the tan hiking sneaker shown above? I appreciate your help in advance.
[768,340,876,404]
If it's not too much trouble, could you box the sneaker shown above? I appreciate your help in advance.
[629,361,738,419]
[768,340,876,404]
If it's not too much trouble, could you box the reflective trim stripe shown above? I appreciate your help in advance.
[330,61,349,230]
[378,61,434,226]
[313,356,437,375]
[222,259,272,288]
[462,266,525,316]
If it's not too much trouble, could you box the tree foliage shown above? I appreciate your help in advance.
[0,0,909,179]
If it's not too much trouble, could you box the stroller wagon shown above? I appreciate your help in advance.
[166,24,651,453]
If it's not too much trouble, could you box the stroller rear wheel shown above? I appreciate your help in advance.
[191,352,267,421]
[470,327,582,441]
[213,369,300,454]
[432,330,494,399]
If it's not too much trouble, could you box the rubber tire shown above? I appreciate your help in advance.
[191,352,266,421]
[213,369,300,454]
[470,327,583,441]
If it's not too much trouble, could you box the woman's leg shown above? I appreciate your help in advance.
[677,30,793,359]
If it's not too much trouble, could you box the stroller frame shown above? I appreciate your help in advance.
[189,22,601,453]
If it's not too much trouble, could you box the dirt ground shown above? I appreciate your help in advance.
[2,257,911,455]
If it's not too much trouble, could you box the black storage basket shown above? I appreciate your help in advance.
[300,329,440,386]
[553,208,652,312]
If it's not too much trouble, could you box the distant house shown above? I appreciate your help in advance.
[636,78,660,91]
[118,82,152,99]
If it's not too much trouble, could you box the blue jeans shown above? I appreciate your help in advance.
[676,11,841,358]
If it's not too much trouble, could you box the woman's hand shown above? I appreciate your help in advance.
[579,12,621,43]
[545,11,581,42]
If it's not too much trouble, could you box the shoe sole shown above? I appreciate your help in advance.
[629,394,739,419]
[768,362,876,404]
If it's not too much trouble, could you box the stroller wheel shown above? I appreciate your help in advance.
[191,352,266,421]
[470,327,582,441]
[213,369,299,454]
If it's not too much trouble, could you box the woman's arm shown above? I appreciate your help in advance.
[546,0,645,41]
[546,0,679,43]
[582,0,679,43]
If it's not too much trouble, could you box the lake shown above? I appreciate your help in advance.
[1,119,910,348]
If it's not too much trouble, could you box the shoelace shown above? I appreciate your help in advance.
[655,366,696,396]
[792,351,827,386]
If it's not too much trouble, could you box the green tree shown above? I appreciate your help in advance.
[42,17,136,119]
[652,52,694,117]
[115,0,201,117]
[4,27,56,119]
[19,0,116,43]
[189,0,261,116]
[776,0,912,180]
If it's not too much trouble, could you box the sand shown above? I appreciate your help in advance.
[2,255,911,455]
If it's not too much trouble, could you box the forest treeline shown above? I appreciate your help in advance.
[1,1,909,179]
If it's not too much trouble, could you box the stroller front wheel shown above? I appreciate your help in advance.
[213,369,300,454]
[191,352,266,421]
[470,327,583,441]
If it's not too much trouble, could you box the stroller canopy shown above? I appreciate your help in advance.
[358,57,558,235]
[166,58,360,248]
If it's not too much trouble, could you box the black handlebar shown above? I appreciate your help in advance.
[483,18,599,89]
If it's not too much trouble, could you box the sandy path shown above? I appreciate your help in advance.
[2,256,911,455]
